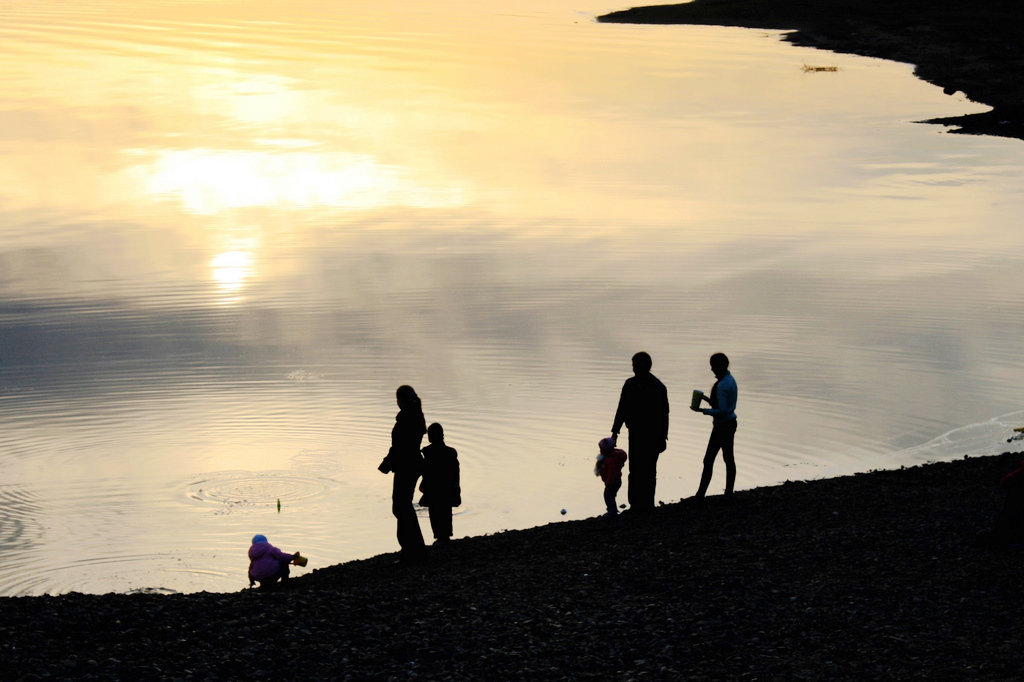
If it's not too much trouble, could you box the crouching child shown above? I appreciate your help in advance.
[248,534,301,590]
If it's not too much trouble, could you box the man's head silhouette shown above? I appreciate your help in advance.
[632,351,652,376]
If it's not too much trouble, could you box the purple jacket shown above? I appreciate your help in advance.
[248,541,294,581]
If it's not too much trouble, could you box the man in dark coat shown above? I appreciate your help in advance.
[611,351,669,513]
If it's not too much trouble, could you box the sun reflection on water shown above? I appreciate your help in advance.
[139,148,466,214]
[211,250,251,293]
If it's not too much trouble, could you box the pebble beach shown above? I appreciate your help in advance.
[3,452,1023,680]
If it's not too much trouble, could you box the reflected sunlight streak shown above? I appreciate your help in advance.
[211,250,251,292]
[137,149,467,214]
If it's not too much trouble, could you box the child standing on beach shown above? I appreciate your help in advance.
[596,437,627,516]
[419,423,461,545]
[248,534,301,590]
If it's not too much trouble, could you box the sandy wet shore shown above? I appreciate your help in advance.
[3,452,1023,680]
[599,0,1024,142]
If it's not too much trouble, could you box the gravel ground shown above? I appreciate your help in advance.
[3,452,1023,681]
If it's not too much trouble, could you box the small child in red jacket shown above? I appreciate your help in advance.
[596,437,627,516]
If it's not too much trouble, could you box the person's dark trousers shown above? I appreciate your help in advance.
[392,470,426,559]
[255,560,291,591]
[628,445,660,511]
[604,478,621,515]
[696,419,737,498]
[428,504,453,542]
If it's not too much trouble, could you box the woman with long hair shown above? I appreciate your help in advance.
[378,384,427,563]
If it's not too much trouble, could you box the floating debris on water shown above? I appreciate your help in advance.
[802,64,838,72]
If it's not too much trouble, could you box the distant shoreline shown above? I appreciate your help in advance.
[598,0,1024,143]
[3,452,1024,679]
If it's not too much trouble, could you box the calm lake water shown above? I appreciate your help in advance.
[1,0,1022,595]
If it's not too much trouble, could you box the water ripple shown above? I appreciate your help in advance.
[0,486,46,551]
[187,472,338,514]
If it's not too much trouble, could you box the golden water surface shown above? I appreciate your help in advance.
[0,0,1022,594]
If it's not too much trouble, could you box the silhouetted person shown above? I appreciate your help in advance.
[595,436,627,516]
[612,351,669,512]
[693,352,737,499]
[378,385,427,563]
[247,534,300,591]
[419,422,461,545]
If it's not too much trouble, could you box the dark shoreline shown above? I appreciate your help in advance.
[599,0,1024,142]
[4,452,1024,680]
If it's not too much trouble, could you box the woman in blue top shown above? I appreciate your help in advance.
[692,353,737,499]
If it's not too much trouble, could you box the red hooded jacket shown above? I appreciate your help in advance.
[599,448,627,484]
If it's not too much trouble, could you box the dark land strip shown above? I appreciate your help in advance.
[3,452,1024,680]
[599,0,1024,142]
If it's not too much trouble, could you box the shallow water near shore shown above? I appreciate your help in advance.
[0,0,1022,596]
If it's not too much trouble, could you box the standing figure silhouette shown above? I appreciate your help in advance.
[420,422,461,545]
[693,353,738,500]
[611,351,670,513]
[378,385,428,563]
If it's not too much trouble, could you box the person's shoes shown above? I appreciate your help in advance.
[399,550,428,566]
[621,506,652,517]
